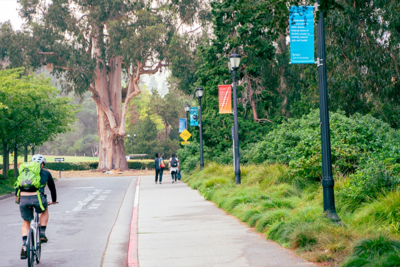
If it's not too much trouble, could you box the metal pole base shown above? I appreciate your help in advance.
[234,171,240,185]
[325,209,341,223]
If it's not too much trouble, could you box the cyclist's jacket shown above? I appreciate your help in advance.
[15,168,57,203]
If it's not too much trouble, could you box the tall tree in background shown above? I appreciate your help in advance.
[0,0,209,170]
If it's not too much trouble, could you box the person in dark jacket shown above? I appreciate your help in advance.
[154,153,161,184]
[16,155,57,259]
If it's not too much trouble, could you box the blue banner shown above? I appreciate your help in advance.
[179,118,186,133]
[190,107,199,126]
[289,6,314,64]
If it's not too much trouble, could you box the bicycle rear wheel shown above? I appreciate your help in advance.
[35,227,41,264]
[27,229,34,267]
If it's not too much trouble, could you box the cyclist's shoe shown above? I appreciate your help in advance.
[20,245,27,259]
[40,233,48,243]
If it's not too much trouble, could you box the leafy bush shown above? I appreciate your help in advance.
[7,169,18,178]
[45,162,90,171]
[246,110,394,181]
[339,159,400,207]
[88,162,98,169]
[128,161,145,169]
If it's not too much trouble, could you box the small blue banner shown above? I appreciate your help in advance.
[190,107,199,126]
[179,118,186,133]
[289,6,314,64]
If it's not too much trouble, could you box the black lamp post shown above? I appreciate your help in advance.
[127,133,136,153]
[195,87,204,170]
[184,103,191,131]
[317,2,340,222]
[229,52,241,185]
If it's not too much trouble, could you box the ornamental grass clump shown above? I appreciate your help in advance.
[342,236,400,267]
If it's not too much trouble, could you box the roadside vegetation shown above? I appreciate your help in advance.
[181,111,400,266]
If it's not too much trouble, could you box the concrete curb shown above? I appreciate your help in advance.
[127,176,141,267]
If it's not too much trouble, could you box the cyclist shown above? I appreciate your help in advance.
[15,154,57,259]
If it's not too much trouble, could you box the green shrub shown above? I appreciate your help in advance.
[128,161,145,169]
[7,169,18,178]
[88,162,98,169]
[45,162,90,171]
[246,110,395,182]
[339,159,400,206]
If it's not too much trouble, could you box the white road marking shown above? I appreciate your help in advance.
[72,189,102,211]
[89,203,101,209]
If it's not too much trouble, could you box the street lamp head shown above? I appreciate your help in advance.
[229,53,241,69]
[195,86,204,99]
[134,133,137,138]
[227,58,232,72]
[184,103,191,112]
[127,134,130,138]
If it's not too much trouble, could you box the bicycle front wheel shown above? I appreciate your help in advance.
[27,229,35,267]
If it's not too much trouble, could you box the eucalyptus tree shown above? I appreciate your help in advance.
[0,0,209,170]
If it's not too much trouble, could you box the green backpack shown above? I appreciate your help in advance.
[15,161,45,210]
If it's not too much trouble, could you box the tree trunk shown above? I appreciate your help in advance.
[31,146,35,156]
[24,144,28,162]
[2,142,8,179]
[93,53,129,170]
[91,32,155,170]
[14,146,18,177]
[277,33,289,117]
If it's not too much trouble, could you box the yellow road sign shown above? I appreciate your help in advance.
[179,129,191,141]
[181,141,190,145]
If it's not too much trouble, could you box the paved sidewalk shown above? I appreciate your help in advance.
[138,175,316,267]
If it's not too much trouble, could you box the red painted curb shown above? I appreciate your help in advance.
[127,177,141,267]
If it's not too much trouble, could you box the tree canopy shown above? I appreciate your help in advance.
[0,68,77,178]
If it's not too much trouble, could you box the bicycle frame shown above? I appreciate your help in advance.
[27,211,41,267]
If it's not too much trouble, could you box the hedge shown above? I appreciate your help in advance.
[43,160,169,171]
[45,162,91,171]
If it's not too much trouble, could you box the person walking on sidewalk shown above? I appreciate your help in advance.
[159,154,166,184]
[169,153,179,183]
[154,153,161,184]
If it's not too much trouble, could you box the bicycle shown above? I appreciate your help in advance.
[25,202,58,267]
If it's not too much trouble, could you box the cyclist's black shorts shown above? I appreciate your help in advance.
[19,195,48,221]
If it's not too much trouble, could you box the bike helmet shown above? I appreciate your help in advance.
[32,154,47,164]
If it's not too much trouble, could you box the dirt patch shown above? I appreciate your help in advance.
[48,169,155,178]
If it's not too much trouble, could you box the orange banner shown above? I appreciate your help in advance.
[218,85,232,114]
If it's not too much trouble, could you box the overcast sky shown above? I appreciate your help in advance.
[0,0,169,96]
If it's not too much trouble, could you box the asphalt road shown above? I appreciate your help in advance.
[0,176,137,267]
